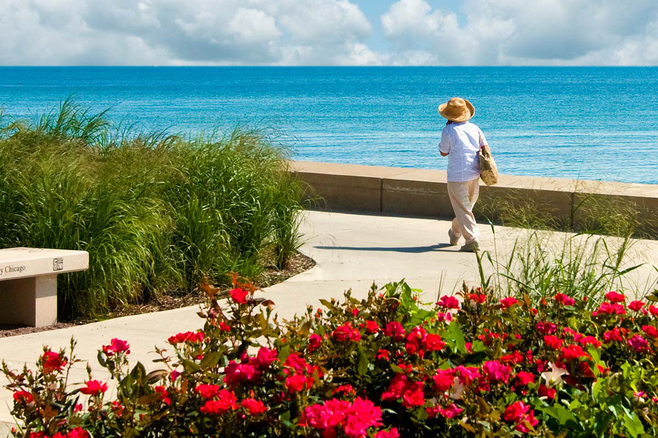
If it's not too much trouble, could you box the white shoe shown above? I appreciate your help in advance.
[448,229,460,246]
[460,240,480,252]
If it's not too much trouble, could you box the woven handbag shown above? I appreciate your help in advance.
[478,144,498,186]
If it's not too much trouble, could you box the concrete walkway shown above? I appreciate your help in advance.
[1,210,658,434]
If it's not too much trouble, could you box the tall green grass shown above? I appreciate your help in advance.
[0,100,306,319]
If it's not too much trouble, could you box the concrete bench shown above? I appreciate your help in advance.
[0,248,89,327]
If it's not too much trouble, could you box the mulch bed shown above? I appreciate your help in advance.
[0,252,315,338]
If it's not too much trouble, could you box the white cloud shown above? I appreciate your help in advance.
[0,0,657,65]
[381,0,658,65]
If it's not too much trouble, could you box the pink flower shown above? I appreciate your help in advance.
[79,380,108,396]
[284,353,308,373]
[603,327,627,343]
[67,428,90,438]
[230,288,249,304]
[437,295,461,310]
[500,297,519,309]
[254,347,278,368]
[483,361,511,384]
[401,386,425,408]
[593,302,626,316]
[629,300,645,311]
[628,335,650,352]
[241,398,268,415]
[384,322,406,341]
[605,291,626,303]
[554,293,575,306]
[224,361,258,386]
[304,398,382,438]
[578,336,602,348]
[102,338,130,356]
[438,403,464,419]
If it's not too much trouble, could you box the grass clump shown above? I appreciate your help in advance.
[0,99,306,319]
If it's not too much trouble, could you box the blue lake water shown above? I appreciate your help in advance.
[1,67,657,184]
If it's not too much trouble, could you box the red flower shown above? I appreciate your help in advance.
[167,331,204,344]
[42,351,66,373]
[554,293,575,306]
[333,322,361,342]
[483,361,511,384]
[577,336,602,348]
[375,428,400,438]
[605,291,626,303]
[376,349,390,361]
[437,295,460,310]
[536,322,557,334]
[384,322,406,341]
[365,320,380,333]
[603,327,627,343]
[241,398,268,415]
[230,288,249,304]
[155,385,171,405]
[308,333,322,352]
[102,338,130,356]
[544,335,563,349]
[500,297,519,309]
[560,345,591,362]
[642,325,658,338]
[219,321,231,331]
[286,374,308,393]
[401,385,425,408]
[285,353,308,373]
[538,384,556,400]
[516,409,539,433]
[650,305,658,317]
[468,293,486,304]
[12,390,33,404]
[199,390,238,415]
[592,302,626,317]
[629,300,645,311]
[515,371,535,386]
[195,384,222,399]
[433,368,455,392]
[67,428,90,438]
[79,380,108,396]
[422,333,445,352]
[503,401,529,423]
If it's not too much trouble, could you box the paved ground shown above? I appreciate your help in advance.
[1,210,657,435]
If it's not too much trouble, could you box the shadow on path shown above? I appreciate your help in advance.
[314,243,453,253]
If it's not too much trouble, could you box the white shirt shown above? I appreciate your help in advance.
[439,121,487,182]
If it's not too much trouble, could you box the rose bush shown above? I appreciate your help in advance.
[4,275,658,437]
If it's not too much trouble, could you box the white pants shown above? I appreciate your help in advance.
[447,178,480,244]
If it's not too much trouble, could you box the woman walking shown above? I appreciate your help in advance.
[438,97,487,252]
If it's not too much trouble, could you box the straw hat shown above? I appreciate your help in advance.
[438,97,475,122]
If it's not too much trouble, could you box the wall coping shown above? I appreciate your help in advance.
[290,160,658,200]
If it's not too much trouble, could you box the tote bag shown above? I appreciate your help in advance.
[478,144,498,186]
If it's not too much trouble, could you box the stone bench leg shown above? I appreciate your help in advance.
[0,275,58,327]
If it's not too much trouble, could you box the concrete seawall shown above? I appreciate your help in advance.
[290,161,658,235]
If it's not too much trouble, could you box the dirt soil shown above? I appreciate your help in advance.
[0,252,315,338]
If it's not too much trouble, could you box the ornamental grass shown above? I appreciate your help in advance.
[4,273,658,437]
[0,99,305,319]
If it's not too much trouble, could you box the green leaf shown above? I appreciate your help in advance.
[624,412,645,438]
[443,321,468,354]
[542,406,580,429]
[356,345,368,376]
[199,352,221,370]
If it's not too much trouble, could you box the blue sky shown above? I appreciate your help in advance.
[0,0,656,66]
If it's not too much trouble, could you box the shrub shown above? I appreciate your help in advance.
[0,100,305,318]
[5,276,658,437]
